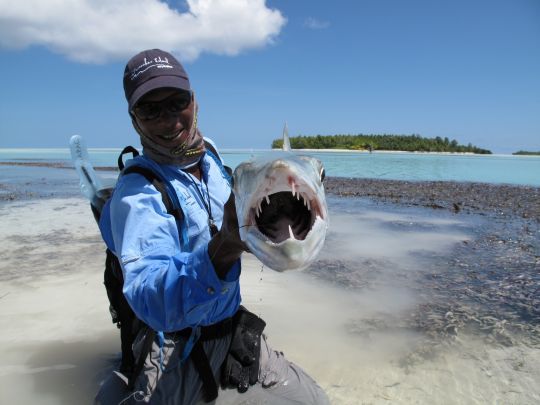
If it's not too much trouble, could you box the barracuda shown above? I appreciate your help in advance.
[232,124,329,271]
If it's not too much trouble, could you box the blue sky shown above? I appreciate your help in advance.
[0,0,538,153]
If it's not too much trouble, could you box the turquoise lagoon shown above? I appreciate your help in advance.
[1,148,539,186]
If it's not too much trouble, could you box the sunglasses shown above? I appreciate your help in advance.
[132,90,192,121]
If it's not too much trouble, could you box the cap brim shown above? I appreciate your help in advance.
[128,75,191,110]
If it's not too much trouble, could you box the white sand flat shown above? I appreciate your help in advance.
[0,198,538,404]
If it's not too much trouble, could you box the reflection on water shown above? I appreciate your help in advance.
[0,197,538,404]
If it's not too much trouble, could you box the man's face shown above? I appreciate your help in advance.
[132,88,193,141]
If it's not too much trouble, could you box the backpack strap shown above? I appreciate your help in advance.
[122,165,184,225]
[204,140,234,185]
[203,139,219,160]
[118,146,140,171]
[127,328,156,391]
[191,339,219,401]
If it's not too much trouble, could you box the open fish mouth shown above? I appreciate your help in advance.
[234,155,328,271]
[233,124,328,271]
[249,183,324,244]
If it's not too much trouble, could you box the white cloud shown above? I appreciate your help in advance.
[0,0,286,63]
[304,17,329,30]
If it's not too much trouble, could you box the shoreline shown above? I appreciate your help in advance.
[272,148,482,155]
[1,163,538,221]
[0,161,117,171]
[5,149,539,157]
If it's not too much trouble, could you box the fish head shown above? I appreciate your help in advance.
[233,151,328,271]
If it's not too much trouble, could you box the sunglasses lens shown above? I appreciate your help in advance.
[133,103,160,120]
[168,93,191,112]
[133,91,192,120]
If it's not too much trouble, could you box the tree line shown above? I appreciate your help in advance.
[513,150,540,156]
[272,134,492,154]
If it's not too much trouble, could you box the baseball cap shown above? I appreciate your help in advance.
[123,49,191,110]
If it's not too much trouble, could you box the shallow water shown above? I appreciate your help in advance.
[1,196,538,404]
[2,148,540,185]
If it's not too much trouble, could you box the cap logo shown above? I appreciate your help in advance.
[130,56,173,81]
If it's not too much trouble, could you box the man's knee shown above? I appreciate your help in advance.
[257,336,330,405]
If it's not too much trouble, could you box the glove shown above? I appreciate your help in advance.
[222,307,266,393]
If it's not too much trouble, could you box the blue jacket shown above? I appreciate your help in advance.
[99,145,241,332]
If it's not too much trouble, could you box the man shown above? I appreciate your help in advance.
[95,49,329,404]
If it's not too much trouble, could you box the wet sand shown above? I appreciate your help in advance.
[324,177,540,220]
[0,170,539,404]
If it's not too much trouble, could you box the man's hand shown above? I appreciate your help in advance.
[220,191,248,253]
[208,192,248,279]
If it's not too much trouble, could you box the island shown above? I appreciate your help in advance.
[513,151,540,156]
[271,134,492,154]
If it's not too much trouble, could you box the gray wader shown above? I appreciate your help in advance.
[95,331,330,405]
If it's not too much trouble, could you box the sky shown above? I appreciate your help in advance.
[0,0,538,154]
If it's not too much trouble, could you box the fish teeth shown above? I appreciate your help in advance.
[291,182,296,197]
[256,195,270,218]
[288,224,295,240]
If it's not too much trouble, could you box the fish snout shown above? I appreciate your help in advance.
[270,160,292,170]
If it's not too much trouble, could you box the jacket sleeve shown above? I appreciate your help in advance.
[109,173,241,332]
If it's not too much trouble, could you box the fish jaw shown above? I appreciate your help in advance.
[244,216,327,271]
[233,152,328,271]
